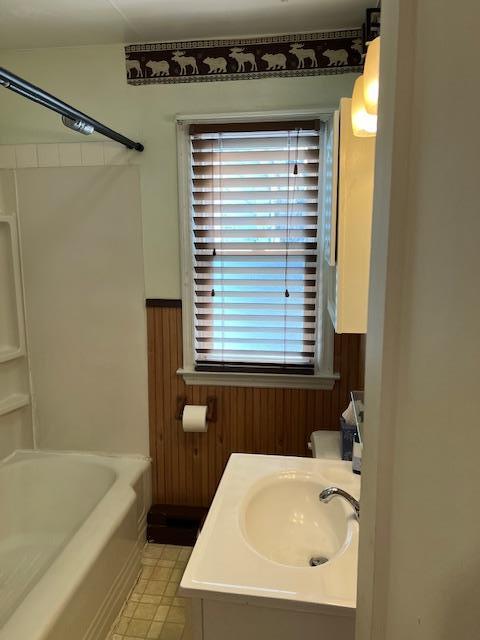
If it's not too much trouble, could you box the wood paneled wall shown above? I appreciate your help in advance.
[147,302,363,507]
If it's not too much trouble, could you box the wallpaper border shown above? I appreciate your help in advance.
[125,29,363,85]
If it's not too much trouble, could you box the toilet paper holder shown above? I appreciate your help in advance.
[175,396,217,423]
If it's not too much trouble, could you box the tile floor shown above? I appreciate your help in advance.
[108,543,192,640]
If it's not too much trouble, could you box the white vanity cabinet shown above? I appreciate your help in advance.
[185,596,355,640]
[323,98,376,334]
[181,454,359,640]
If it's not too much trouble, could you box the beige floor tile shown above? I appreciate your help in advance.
[147,621,165,639]
[142,565,154,579]
[158,559,176,568]
[141,594,162,605]
[154,605,170,622]
[162,546,181,561]
[145,580,168,595]
[142,557,158,567]
[134,579,148,594]
[152,566,173,581]
[172,597,185,607]
[178,547,192,562]
[144,544,165,558]
[170,568,183,582]
[159,622,184,640]
[115,616,130,633]
[123,602,137,618]
[164,583,178,597]
[108,544,193,640]
[134,602,158,620]
[126,617,151,636]
[166,606,186,625]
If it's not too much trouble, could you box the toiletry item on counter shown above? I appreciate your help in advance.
[342,400,356,425]
[352,430,363,474]
[341,398,357,460]
[308,430,342,460]
[341,391,365,466]
[350,390,364,474]
[340,417,356,461]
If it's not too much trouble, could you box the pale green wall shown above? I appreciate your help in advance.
[0,45,356,297]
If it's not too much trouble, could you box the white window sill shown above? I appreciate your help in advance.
[177,368,339,390]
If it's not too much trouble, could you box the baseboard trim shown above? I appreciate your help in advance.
[147,504,207,546]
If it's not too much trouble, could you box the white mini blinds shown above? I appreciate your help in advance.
[189,120,322,375]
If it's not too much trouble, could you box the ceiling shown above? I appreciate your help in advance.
[0,0,371,50]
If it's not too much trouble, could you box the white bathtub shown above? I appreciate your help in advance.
[0,450,151,640]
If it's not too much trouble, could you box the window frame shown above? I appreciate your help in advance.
[176,110,337,390]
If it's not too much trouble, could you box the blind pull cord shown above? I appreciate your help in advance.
[210,136,218,298]
[283,131,292,366]
[283,129,300,362]
[284,131,292,300]
[212,242,216,295]
[219,133,225,367]
[293,127,300,175]
[284,128,300,298]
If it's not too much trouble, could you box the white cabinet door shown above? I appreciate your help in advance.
[327,98,376,334]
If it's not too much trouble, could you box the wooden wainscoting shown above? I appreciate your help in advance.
[147,301,363,507]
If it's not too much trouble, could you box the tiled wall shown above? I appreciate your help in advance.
[16,165,149,455]
[0,169,34,459]
[0,142,140,169]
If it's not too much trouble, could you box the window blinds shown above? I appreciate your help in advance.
[189,120,322,375]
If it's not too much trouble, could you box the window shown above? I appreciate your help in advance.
[177,114,335,389]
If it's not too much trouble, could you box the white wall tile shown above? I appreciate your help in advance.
[81,142,104,166]
[0,141,134,168]
[37,144,60,168]
[58,143,82,166]
[15,145,37,168]
[0,146,17,169]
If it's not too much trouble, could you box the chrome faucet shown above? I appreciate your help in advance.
[319,487,360,520]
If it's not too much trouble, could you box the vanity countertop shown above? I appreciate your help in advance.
[180,453,360,616]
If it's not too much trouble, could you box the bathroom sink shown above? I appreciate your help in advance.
[180,454,360,613]
[241,472,349,567]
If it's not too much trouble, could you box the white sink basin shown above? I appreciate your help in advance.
[241,471,349,567]
[180,454,360,614]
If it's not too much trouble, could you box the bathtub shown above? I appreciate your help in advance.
[0,450,151,640]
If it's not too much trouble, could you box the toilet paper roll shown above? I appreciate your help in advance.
[182,405,208,433]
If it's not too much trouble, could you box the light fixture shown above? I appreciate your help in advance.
[351,75,377,137]
[363,36,380,115]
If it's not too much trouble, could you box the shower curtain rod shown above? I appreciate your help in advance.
[0,66,144,152]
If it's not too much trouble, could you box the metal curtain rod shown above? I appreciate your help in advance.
[0,66,144,152]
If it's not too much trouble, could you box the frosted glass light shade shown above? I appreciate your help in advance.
[351,76,377,137]
[363,37,380,115]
